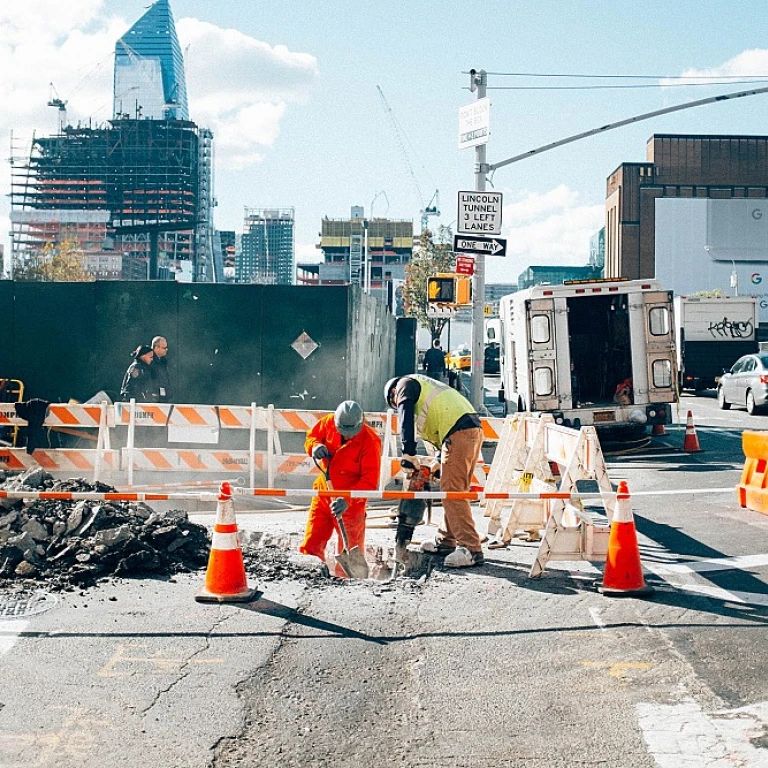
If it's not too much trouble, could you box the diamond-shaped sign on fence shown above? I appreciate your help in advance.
[291,331,319,360]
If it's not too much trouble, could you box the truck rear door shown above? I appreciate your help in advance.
[639,291,676,403]
[526,297,561,411]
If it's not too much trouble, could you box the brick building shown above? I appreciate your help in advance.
[606,134,768,282]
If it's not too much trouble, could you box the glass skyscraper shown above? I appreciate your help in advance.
[113,0,189,121]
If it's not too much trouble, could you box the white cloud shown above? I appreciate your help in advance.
[177,18,318,168]
[490,185,603,280]
[662,49,768,86]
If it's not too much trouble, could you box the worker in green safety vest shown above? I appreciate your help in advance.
[384,374,485,568]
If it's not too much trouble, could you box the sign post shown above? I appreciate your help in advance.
[459,69,494,410]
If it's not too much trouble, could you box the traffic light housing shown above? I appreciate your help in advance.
[427,274,472,306]
[428,275,456,303]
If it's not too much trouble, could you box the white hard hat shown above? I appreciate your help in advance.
[334,400,364,438]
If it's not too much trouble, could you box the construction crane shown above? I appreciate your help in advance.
[421,189,440,233]
[377,85,440,234]
[47,83,68,133]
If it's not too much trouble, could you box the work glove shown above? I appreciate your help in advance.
[331,497,348,518]
[400,454,420,473]
[312,444,331,462]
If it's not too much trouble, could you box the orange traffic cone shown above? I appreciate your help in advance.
[596,481,654,598]
[196,481,256,603]
[683,410,701,452]
[652,423,666,436]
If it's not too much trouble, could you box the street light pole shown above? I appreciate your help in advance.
[469,69,487,411]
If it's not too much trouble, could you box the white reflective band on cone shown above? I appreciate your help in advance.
[613,496,634,523]
[217,499,237,525]
[211,531,240,550]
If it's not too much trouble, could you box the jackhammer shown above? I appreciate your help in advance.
[393,461,439,575]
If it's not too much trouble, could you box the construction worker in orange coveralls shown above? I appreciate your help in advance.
[299,401,382,577]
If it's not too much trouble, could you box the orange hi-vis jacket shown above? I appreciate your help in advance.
[305,414,382,495]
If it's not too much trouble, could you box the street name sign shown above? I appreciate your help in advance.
[457,190,503,235]
[453,234,507,257]
[455,255,475,275]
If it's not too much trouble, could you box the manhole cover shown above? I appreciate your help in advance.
[0,591,58,618]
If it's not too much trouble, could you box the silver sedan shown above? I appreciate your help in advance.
[717,353,768,415]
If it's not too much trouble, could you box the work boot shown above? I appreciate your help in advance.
[420,536,456,556]
[444,546,485,568]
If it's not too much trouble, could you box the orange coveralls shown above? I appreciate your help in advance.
[299,414,382,576]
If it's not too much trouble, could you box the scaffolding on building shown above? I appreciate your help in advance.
[9,119,212,281]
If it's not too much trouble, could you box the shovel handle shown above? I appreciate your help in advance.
[313,455,350,549]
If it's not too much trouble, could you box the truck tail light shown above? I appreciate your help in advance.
[760,375,768,385]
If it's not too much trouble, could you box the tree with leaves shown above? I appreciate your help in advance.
[402,225,455,342]
[13,240,95,282]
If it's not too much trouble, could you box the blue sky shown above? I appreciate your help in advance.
[4,1,768,281]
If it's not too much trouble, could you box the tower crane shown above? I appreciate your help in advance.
[377,85,440,234]
[47,83,68,133]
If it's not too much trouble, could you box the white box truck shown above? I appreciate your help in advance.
[498,278,677,434]
[674,295,758,392]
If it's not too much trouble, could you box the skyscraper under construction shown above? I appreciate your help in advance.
[9,0,214,282]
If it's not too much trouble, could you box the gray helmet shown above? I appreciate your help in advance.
[334,400,364,438]
[384,377,400,409]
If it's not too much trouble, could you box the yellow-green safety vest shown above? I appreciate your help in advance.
[410,373,476,447]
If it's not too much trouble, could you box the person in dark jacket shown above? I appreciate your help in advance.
[423,338,446,381]
[120,345,154,402]
[149,335,171,403]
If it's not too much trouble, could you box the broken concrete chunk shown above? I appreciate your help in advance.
[93,525,132,548]
[21,518,49,542]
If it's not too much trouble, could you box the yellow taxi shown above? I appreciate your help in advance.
[446,347,471,371]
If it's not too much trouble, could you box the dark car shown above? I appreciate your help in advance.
[484,342,500,374]
[717,353,768,415]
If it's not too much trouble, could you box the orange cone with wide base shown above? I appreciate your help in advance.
[196,482,256,603]
[683,410,701,452]
[652,423,666,436]
[596,481,654,598]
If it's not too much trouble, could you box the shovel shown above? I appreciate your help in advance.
[314,456,369,579]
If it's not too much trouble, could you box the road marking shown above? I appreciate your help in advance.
[647,552,768,575]
[588,607,606,631]
[0,620,28,657]
[582,661,653,678]
[99,641,224,677]
[665,583,768,607]
[637,698,768,768]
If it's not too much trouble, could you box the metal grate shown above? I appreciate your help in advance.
[0,591,58,618]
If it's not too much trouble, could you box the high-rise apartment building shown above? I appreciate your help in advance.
[237,208,295,285]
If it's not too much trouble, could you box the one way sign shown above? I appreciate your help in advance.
[453,234,507,257]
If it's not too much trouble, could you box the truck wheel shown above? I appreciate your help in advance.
[717,387,731,410]
[747,390,760,415]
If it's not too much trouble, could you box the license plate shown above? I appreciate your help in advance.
[593,410,616,423]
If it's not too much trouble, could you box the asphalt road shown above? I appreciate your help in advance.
[0,391,766,768]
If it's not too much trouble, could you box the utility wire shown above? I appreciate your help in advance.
[469,70,768,80]
[488,79,768,91]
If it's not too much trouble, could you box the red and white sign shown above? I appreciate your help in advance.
[455,255,475,275]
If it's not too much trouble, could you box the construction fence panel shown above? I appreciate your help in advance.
[5,402,501,490]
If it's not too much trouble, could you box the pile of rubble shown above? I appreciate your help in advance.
[0,469,210,590]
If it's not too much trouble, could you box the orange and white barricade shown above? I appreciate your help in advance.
[0,400,115,482]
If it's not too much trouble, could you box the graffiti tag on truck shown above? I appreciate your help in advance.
[708,317,754,338]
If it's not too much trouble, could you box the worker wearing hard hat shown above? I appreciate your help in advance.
[384,375,485,567]
[299,401,382,576]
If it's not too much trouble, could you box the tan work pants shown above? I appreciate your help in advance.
[438,426,483,552]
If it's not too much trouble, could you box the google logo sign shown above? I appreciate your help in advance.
[752,273,763,284]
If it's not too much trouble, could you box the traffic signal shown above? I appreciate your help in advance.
[428,276,456,303]
[427,274,473,306]
[455,276,472,305]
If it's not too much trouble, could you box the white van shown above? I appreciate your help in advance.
[498,278,677,433]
